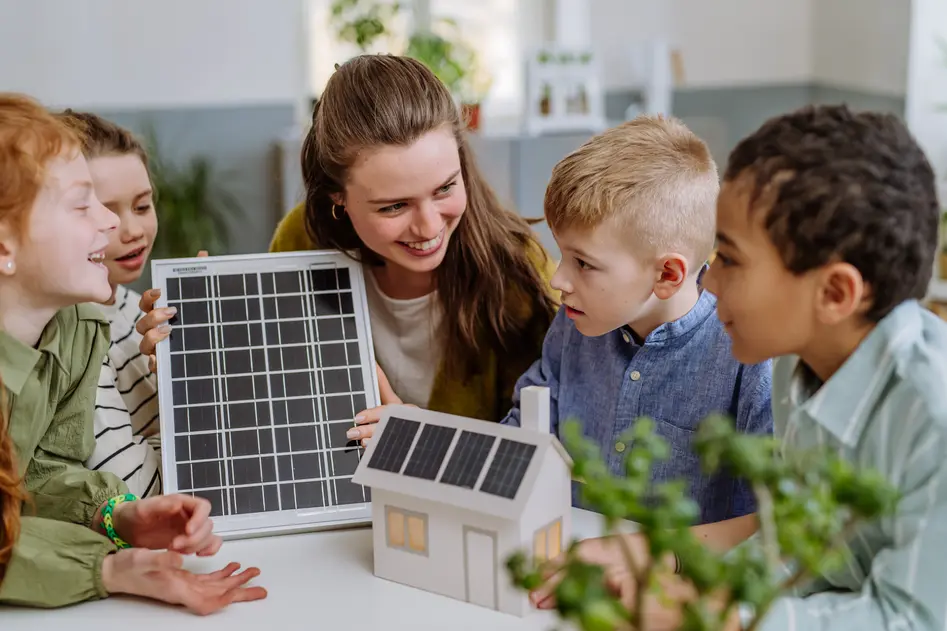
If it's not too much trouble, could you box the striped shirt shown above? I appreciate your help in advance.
[86,285,162,497]
[749,299,947,631]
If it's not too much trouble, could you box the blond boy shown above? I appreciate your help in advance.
[502,116,773,533]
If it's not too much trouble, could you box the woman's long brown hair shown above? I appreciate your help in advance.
[302,55,557,380]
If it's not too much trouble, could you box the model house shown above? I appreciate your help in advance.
[351,386,573,617]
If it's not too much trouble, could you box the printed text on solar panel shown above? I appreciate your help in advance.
[164,267,371,518]
[439,431,495,489]
[479,439,537,499]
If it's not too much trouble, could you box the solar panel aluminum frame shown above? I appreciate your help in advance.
[151,250,379,540]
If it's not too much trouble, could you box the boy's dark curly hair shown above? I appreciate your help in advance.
[725,104,939,322]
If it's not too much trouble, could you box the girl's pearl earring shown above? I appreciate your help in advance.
[4,261,13,272]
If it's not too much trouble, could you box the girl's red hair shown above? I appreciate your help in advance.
[0,92,74,580]
[0,374,24,583]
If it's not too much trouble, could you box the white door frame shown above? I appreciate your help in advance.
[462,525,498,609]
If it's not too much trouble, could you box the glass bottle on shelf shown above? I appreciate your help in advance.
[540,83,552,116]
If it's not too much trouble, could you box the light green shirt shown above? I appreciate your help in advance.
[752,299,947,631]
[0,305,128,607]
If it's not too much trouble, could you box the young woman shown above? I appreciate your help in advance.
[57,110,162,498]
[137,55,559,442]
[0,92,265,612]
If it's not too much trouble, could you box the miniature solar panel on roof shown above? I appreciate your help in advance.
[366,416,421,473]
[439,430,496,490]
[153,251,379,539]
[479,439,537,500]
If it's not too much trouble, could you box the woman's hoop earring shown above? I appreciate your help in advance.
[331,204,344,221]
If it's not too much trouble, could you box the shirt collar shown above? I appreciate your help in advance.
[0,316,66,395]
[788,300,923,446]
[632,288,717,347]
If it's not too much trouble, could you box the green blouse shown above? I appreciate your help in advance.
[0,305,128,608]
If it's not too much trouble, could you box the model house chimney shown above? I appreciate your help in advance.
[520,386,551,435]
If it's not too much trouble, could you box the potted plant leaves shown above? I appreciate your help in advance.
[507,416,899,631]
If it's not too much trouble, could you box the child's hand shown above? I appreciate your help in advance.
[111,494,221,556]
[530,535,694,630]
[530,535,640,609]
[347,363,413,446]
[101,548,267,615]
[137,250,208,373]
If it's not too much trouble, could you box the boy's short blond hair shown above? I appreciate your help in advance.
[544,115,719,267]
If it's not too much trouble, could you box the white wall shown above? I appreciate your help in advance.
[590,0,812,90]
[0,0,307,112]
[590,0,909,94]
[905,0,947,197]
[811,0,911,96]
[669,0,813,88]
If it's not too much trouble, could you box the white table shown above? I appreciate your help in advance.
[2,508,624,630]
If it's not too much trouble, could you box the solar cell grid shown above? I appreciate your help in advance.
[155,254,377,537]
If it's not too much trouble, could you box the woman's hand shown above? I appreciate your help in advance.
[137,250,207,373]
[347,363,414,446]
[108,493,221,556]
[101,549,267,615]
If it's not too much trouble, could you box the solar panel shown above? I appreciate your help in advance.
[367,416,421,473]
[479,439,537,500]
[403,424,457,480]
[440,431,495,489]
[152,251,379,539]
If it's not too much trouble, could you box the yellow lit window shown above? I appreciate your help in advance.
[407,515,426,552]
[533,518,563,561]
[387,509,405,547]
[386,507,429,555]
[548,520,561,558]
[534,528,547,561]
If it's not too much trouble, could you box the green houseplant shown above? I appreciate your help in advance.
[142,126,242,262]
[328,0,489,123]
[507,416,899,631]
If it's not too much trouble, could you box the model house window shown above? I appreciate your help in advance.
[533,518,563,562]
[386,506,428,555]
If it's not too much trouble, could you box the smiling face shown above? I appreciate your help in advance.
[88,153,157,288]
[334,127,467,279]
[3,149,119,309]
[550,221,662,337]
[701,176,820,364]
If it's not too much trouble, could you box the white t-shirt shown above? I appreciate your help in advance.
[87,285,162,497]
[364,270,444,407]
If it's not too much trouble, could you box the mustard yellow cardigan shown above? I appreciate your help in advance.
[270,204,559,421]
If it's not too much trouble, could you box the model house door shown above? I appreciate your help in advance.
[463,527,497,609]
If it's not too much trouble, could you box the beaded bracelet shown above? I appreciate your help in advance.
[101,493,138,549]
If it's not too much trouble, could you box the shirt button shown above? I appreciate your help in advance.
[630,370,641,381]
[621,331,631,343]
[615,442,626,453]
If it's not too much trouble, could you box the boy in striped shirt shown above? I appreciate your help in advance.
[697,105,947,630]
[60,110,162,498]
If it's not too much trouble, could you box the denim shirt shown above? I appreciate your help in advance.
[501,290,774,524]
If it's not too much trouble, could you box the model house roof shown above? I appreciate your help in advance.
[352,389,572,520]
